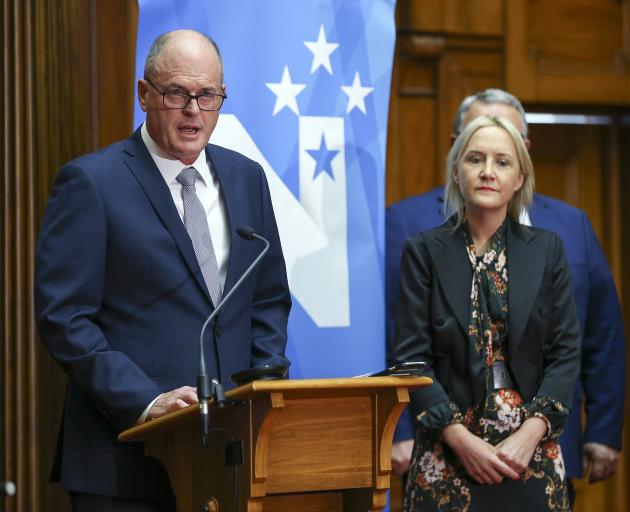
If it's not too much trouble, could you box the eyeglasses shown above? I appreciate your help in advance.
[145,78,226,111]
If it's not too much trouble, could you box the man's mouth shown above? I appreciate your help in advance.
[179,125,200,135]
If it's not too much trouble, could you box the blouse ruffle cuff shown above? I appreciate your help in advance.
[416,400,463,435]
[523,395,569,440]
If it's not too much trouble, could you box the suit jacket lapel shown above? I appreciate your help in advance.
[123,129,213,304]
[427,223,472,337]
[207,146,239,296]
[507,220,545,352]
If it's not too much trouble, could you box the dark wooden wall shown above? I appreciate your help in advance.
[1,1,136,510]
[1,1,628,511]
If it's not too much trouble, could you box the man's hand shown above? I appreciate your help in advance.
[442,423,520,484]
[391,439,414,476]
[494,417,547,473]
[147,386,198,420]
[583,442,620,483]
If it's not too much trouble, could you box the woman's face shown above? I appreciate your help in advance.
[455,126,524,217]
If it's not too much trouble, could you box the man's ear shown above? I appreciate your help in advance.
[138,80,149,112]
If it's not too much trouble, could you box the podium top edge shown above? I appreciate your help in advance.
[118,376,431,442]
[229,375,431,398]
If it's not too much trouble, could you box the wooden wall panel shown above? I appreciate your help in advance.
[527,124,606,235]
[506,0,630,104]
[397,0,503,35]
[1,4,39,509]
[2,0,99,510]
[529,3,624,64]
[386,38,438,205]
[0,1,137,510]
[96,0,138,148]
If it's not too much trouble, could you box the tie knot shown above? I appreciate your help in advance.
[176,166,201,187]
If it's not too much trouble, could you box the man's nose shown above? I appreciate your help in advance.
[182,97,201,113]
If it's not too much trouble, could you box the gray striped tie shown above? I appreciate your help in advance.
[176,167,222,307]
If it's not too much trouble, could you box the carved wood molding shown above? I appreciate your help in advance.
[400,34,446,58]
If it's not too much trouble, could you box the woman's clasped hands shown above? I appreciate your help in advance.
[441,416,548,485]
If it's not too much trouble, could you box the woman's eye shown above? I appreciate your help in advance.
[468,155,483,164]
[497,159,510,167]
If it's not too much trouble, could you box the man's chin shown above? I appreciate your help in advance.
[173,145,205,164]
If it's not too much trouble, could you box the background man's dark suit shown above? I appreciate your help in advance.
[386,186,626,479]
[35,128,291,499]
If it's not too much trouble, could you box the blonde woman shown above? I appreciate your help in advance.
[394,116,579,511]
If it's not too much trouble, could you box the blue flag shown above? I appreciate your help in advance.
[135,0,397,379]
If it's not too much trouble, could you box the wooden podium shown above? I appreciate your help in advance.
[119,376,430,511]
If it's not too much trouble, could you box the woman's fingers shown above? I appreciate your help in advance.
[491,455,521,479]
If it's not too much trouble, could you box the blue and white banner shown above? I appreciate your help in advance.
[135,0,397,378]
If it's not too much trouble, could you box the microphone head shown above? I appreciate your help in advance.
[236,225,256,240]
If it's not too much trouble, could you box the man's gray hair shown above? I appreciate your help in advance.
[143,30,224,82]
[453,88,528,138]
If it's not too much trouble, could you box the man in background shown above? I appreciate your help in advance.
[386,88,626,501]
[35,30,291,511]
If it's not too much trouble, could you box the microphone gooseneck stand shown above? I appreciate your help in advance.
[196,226,270,512]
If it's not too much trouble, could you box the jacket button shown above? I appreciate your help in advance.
[215,327,222,338]
[435,317,445,327]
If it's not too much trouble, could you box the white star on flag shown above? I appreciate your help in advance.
[304,25,339,75]
[341,71,374,114]
[266,66,306,116]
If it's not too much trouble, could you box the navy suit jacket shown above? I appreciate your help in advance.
[386,187,626,478]
[35,129,291,498]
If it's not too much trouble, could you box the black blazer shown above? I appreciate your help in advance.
[394,218,580,421]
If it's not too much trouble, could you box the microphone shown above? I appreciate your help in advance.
[197,225,270,446]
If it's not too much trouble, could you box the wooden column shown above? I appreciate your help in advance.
[2,1,136,510]
[2,0,97,510]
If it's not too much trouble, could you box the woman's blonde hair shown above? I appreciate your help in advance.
[444,115,534,227]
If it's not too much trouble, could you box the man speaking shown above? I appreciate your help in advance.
[35,30,291,511]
